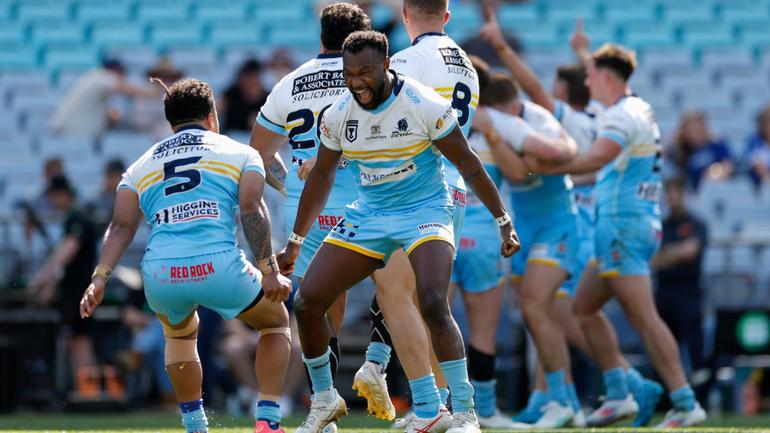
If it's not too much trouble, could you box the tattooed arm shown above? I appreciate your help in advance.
[239,170,291,302]
[250,122,289,195]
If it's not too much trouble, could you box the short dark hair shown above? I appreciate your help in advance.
[320,3,371,51]
[152,78,215,127]
[342,31,388,57]
[556,64,590,107]
[469,55,490,99]
[404,0,448,19]
[46,175,74,195]
[592,43,637,82]
[482,72,519,107]
[105,158,125,174]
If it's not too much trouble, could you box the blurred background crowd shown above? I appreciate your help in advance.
[2,0,770,419]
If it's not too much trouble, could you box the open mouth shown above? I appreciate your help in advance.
[353,88,374,106]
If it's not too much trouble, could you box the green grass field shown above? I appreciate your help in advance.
[1,411,769,433]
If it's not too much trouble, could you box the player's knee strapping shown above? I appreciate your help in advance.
[260,327,291,342]
[162,313,200,366]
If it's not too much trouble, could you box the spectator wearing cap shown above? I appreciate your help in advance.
[86,158,125,233]
[218,59,269,133]
[50,59,156,139]
[26,175,100,393]
[744,105,770,190]
[666,110,734,192]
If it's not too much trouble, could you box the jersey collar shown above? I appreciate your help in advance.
[176,124,207,132]
[317,53,342,59]
[364,70,404,114]
[412,32,446,46]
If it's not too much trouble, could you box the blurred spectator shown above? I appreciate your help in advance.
[652,177,707,375]
[218,59,268,133]
[86,159,125,233]
[25,175,100,393]
[261,49,295,89]
[744,105,770,190]
[666,110,733,192]
[132,58,183,140]
[50,59,156,139]
[21,157,65,246]
[462,1,522,68]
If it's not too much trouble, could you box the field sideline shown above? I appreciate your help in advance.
[1,411,770,433]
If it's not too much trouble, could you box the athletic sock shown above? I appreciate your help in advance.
[255,400,281,427]
[670,385,696,412]
[303,347,333,394]
[626,367,645,397]
[603,367,629,401]
[471,379,497,418]
[365,342,391,369]
[179,399,208,433]
[544,370,569,406]
[438,387,449,406]
[439,358,475,413]
[525,389,548,412]
[566,383,580,412]
[409,374,441,419]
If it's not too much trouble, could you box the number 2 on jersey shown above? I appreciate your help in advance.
[287,104,332,150]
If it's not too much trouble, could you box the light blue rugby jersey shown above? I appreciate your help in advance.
[319,73,457,213]
[256,54,358,209]
[503,101,576,220]
[595,96,662,216]
[390,32,480,192]
[119,126,265,260]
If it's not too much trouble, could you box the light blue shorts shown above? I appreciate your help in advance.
[511,213,578,292]
[451,215,504,293]
[285,205,346,278]
[141,248,262,325]
[595,214,662,278]
[324,201,455,263]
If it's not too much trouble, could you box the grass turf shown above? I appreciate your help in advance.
[0,411,769,433]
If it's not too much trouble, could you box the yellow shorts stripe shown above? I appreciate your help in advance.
[527,257,560,267]
[510,274,522,282]
[324,238,386,260]
[599,269,620,279]
[405,235,454,256]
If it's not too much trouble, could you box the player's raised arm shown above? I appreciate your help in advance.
[480,5,554,113]
[433,125,519,257]
[80,187,142,318]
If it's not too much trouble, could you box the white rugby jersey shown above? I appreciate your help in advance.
[390,32,480,190]
[119,126,265,260]
[256,53,357,209]
[319,73,457,213]
[595,95,662,216]
[554,100,597,153]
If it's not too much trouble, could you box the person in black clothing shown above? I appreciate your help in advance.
[218,59,269,133]
[26,175,99,387]
[652,177,708,374]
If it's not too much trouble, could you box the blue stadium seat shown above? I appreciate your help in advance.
[137,2,191,23]
[16,1,71,22]
[150,24,202,50]
[544,0,597,21]
[44,46,97,73]
[91,22,146,47]
[701,48,754,78]
[267,27,319,49]
[168,47,218,71]
[37,135,97,159]
[207,21,265,51]
[100,131,154,162]
[253,5,307,24]
[76,2,131,23]
[194,2,248,22]
[683,28,737,51]
[624,32,676,51]
[0,44,38,70]
[741,27,770,48]
[497,2,541,22]
[603,5,656,22]
[104,46,157,73]
[32,25,84,46]
[0,21,26,44]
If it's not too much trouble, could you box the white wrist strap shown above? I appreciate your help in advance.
[288,232,305,246]
[495,212,512,227]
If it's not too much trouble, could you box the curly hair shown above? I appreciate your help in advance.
[342,30,388,57]
[320,3,371,51]
[151,77,214,127]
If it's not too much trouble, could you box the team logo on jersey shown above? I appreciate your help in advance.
[371,125,381,134]
[391,117,411,138]
[154,199,220,225]
[346,120,358,142]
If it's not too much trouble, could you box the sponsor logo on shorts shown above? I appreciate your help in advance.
[359,160,416,186]
[417,222,452,238]
[636,181,661,201]
[154,199,220,225]
[329,218,359,241]
[166,262,215,283]
[459,237,476,248]
[317,214,344,231]
[452,188,466,206]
